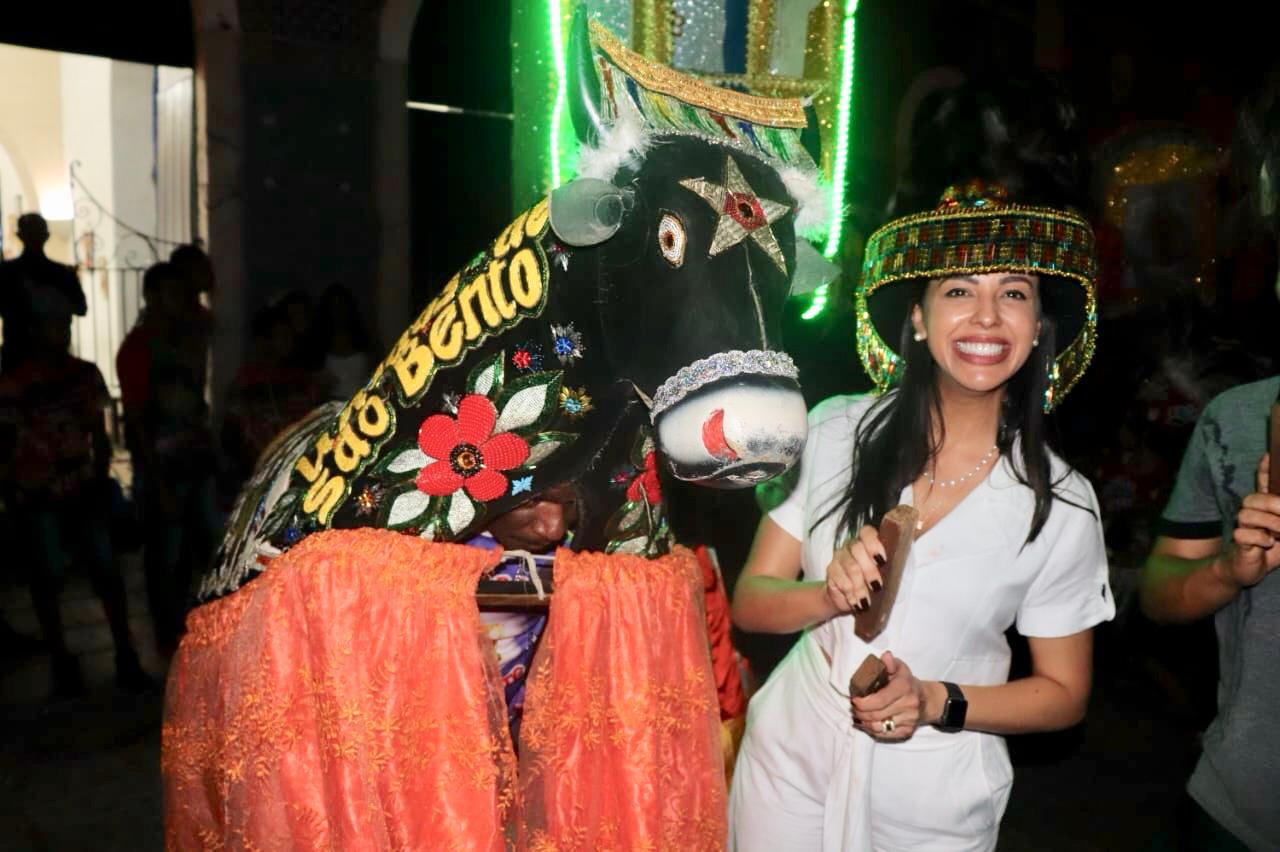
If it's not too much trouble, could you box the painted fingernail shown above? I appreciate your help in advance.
[874,554,886,567]
[858,597,870,611]
[870,580,883,592]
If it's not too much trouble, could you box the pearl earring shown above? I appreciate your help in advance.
[1032,337,1040,347]
[913,331,926,342]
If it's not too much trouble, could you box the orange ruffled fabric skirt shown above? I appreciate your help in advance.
[162,529,726,851]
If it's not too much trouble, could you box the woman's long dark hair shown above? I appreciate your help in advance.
[819,73,1089,545]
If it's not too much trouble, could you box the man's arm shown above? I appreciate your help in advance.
[60,264,87,316]
[1141,535,1237,623]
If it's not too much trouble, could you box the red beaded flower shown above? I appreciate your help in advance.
[416,394,529,502]
[626,451,662,505]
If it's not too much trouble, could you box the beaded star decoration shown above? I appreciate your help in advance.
[679,156,791,273]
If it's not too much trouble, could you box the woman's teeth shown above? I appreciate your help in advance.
[955,341,1008,356]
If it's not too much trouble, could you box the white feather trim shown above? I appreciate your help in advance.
[574,113,651,182]
[778,164,833,239]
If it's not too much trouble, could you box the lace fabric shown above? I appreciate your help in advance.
[519,546,727,851]
[163,533,726,850]
[162,529,516,851]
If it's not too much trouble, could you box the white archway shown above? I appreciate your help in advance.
[0,136,40,255]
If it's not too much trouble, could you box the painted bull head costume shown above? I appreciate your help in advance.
[164,15,829,850]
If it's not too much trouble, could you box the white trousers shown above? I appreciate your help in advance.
[728,633,1012,851]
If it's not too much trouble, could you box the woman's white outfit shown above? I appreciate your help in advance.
[729,395,1114,851]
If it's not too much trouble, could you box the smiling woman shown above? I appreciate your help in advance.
[728,77,1114,852]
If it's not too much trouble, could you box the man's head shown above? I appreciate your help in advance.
[16,214,50,252]
[486,483,580,552]
[169,244,215,295]
[143,262,188,322]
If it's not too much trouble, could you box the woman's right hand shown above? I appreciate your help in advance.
[824,525,887,614]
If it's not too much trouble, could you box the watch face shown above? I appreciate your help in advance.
[940,683,967,731]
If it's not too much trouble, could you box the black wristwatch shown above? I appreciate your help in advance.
[936,681,967,733]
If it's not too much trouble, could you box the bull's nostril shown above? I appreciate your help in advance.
[701,409,739,460]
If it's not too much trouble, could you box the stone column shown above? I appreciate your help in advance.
[374,59,412,350]
[375,0,423,349]
[193,10,247,420]
[195,0,393,419]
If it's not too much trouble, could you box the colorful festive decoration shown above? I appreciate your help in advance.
[1102,142,1220,229]
[825,0,860,257]
[590,19,812,168]
[547,240,573,272]
[603,428,671,556]
[549,323,585,365]
[651,349,799,418]
[317,359,570,539]
[657,212,687,267]
[511,343,544,373]
[860,181,1097,293]
[679,155,791,272]
[513,1,859,322]
[558,386,594,419]
[857,181,1098,411]
[548,0,570,187]
[416,395,532,502]
[626,450,662,505]
[354,485,384,517]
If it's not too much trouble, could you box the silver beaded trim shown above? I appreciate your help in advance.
[650,349,799,419]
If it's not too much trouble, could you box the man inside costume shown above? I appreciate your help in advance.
[462,479,747,754]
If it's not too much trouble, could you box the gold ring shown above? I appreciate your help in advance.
[883,718,896,733]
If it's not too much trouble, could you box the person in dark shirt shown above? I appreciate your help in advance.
[117,262,218,655]
[0,213,86,374]
[0,296,150,698]
[221,304,326,492]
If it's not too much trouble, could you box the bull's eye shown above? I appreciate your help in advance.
[658,212,686,267]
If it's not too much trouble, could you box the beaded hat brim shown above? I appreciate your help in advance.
[856,200,1098,411]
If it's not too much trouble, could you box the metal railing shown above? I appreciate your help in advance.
[71,265,146,398]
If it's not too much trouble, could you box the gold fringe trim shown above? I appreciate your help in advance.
[590,18,809,129]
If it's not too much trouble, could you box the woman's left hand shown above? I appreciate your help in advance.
[851,651,934,740]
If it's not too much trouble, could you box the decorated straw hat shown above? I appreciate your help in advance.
[856,179,1098,411]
